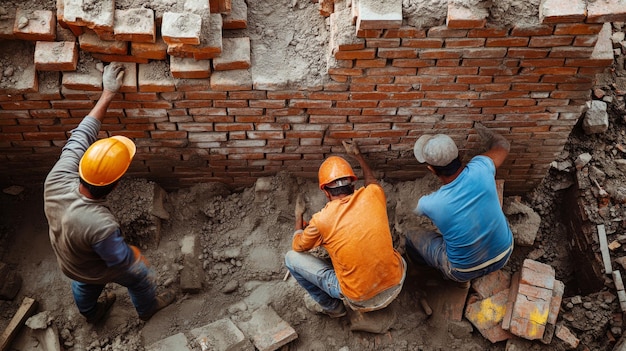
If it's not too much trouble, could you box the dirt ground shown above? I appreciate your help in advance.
[2,0,626,350]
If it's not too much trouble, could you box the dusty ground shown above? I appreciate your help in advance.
[2,1,626,350]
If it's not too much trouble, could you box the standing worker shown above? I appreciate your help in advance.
[404,123,514,286]
[285,140,406,317]
[44,62,175,324]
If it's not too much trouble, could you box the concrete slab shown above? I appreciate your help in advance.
[145,333,191,351]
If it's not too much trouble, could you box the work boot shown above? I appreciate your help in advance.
[303,294,346,318]
[139,289,176,321]
[85,292,116,324]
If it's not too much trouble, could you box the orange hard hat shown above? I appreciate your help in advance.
[79,136,136,186]
[318,156,357,190]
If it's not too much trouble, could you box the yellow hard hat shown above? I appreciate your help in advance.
[318,156,357,190]
[79,136,136,186]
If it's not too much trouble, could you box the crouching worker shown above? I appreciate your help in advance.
[285,140,406,318]
[405,123,514,287]
[44,62,175,324]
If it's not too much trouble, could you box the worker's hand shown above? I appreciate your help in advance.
[295,193,306,217]
[474,122,495,146]
[342,140,360,156]
[102,62,125,93]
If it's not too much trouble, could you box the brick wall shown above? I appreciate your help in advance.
[1,0,625,193]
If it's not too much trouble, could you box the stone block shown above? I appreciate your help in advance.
[34,41,78,71]
[145,333,191,351]
[114,8,156,43]
[446,3,487,29]
[590,23,614,64]
[237,306,298,351]
[189,318,254,351]
[213,37,251,71]
[170,57,211,79]
[583,101,609,135]
[13,9,56,41]
[465,289,513,343]
[356,0,402,30]
[161,12,202,45]
[472,270,511,300]
[180,235,204,293]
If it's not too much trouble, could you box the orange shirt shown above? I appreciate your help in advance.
[292,184,403,301]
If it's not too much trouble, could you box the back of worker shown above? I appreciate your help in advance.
[293,182,403,301]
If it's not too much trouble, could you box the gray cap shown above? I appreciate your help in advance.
[413,134,458,166]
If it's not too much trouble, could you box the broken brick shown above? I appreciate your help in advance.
[34,41,78,71]
[464,289,513,343]
[114,8,156,43]
[13,9,56,41]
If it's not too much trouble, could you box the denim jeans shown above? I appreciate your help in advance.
[404,229,511,282]
[71,260,157,319]
[284,250,343,312]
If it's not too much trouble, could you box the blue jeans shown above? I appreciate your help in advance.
[284,250,343,311]
[404,230,511,282]
[71,260,157,320]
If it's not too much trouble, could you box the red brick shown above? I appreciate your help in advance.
[461,58,501,66]
[445,38,485,47]
[463,48,507,58]
[573,35,598,47]
[587,0,626,23]
[446,3,487,29]
[469,99,505,107]
[392,59,435,68]
[427,26,468,38]
[509,283,551,340]
[555,23,603,35]
[555,324,579,348]
[377,48,417,59]
[131,35,168,60]
[520,58,565,67]
[34,41,78,71]
[468,28,508,38]
[366,38,400,48]
[529,36,573,47]
[486,37,529,47]
[79,29,127,55]
[402,38,443,48]
[420,83,468,91]
[355,58,387,68]
[507,99,538,106]
[419,67,478,75]
[161,12,202,45]
[507,48,550,59]
[457,76,492,84]
[138,61,176,92]
[356,29,383,38]
[213,37,251,71]
[367,67,416,76]
[13,9,55,41]
[114,8,155,43]
[548,47,594,58]
[327,67,364,76]
[383,27,426,38]
[539,0,586,24]
[436,59,461,67]
[565,58,613,67]
[92,53,149,64]
[520,67,577,75]
[510,25,554,36]
[479,67,520,76]
[419,49,462,59]
[335,48,376,60]
[464,290,514,343]
[229,91,267,100]
[170,57,211,79]
[424,91,478,99]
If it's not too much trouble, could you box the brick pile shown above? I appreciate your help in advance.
[1,0,626,192]
[464,259,578,347]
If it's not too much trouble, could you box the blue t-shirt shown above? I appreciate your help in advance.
[415,156,513,269]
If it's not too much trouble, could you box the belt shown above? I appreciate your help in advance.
[453,242,514,273]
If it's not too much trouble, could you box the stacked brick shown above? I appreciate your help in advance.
[1,0,626,193]
[464,259,574,347]
[328,0,619,193]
